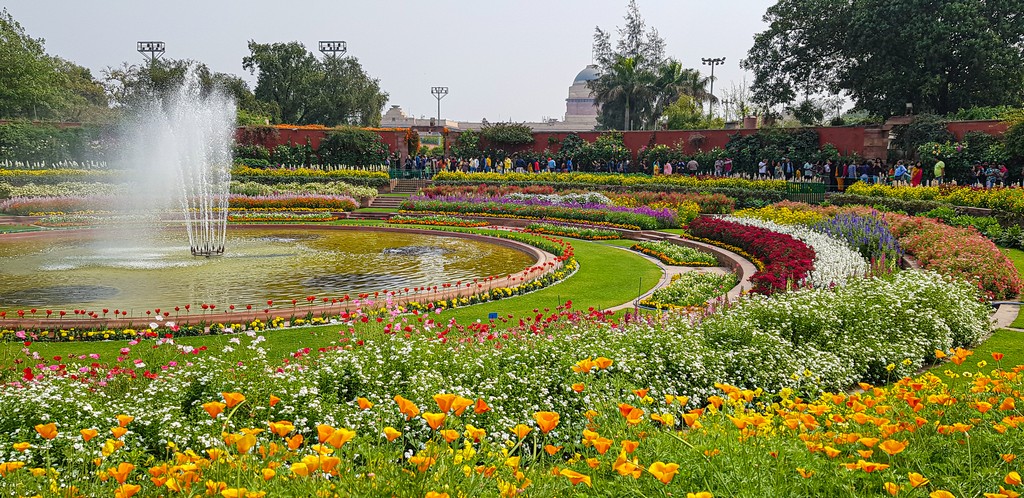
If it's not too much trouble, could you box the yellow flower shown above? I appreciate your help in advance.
[1007,471,1022,486]
[423,412,447,430]
[884,482,900,496]
[34,423,57,440]
[878,439,907,456]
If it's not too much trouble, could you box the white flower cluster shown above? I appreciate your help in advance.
[728,215,870,288]
[505,192,612,206]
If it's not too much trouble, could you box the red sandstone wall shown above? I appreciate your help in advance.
[236,120,1009,161]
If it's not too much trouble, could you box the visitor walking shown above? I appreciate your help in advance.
[934,158,945,184]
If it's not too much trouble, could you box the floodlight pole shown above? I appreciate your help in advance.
[431,86,449,126]
[137,41,166,66]
[318,40,347,59]
[701,57,726,118]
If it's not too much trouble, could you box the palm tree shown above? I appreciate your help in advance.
[588,55,657,131]
[677,68,716,114]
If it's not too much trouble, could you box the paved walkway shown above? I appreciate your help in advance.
[602,244,732,313]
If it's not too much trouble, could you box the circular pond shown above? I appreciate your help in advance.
[0,227,535,312]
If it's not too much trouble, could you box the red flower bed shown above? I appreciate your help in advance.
[688,217,815,294]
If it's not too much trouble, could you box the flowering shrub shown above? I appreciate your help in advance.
[847,181,1024,215]
[878,210,1023,299]
[419,184,557,198]
[230,180,377,199]
[814,212,903,273]
[399,196,675,229]
[640,271,737,309]
[231,166,390,187]
[432,171,789,192]
[727,217,869,288]
[611,191,735,215]
[0,181,124,198]
[228,194,357,211]
[0,168,120,186]
[506,192,613,206]
[733,205,826,226]
[524,222,620,240]
[631,241,718,266]
[687,217,815,294]
[387,215,489,228]
[228,212,338,222]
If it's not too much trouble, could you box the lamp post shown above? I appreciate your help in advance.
[701,57,726,118]
[430,86,449,127]
[318,40,347,59]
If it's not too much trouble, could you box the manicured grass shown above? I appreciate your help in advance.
[355,207,399,213]
[1,237,660,361]
[0,224,40,234]
[999,247,1024,327]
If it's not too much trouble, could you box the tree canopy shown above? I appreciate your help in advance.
[589,1,715,130]
[0,8,107,121]
[743,0,1024,117]
[243,41,388,127]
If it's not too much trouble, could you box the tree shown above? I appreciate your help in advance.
[663,95,723,130]
[242,41,388,126]
[744,0,1024,117]
[590,55,657,131]
[0,9,86,120]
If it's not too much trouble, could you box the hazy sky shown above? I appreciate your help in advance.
[5,0,776,122]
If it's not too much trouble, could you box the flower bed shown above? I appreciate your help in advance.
[419,184,558,198]
[399,196,675,229]
[228,212,338,222]
[814,212,903,272]
[846,181,1024,215]
[0,268,994,496]
[387,215,489,228]
[228,194,358,211]
[231,166,390,187]
[611,191,736,214]
[631,241,718,266]
[687,217,815,294]
[0,168,121,186]
[0,181,125,198]
[432,171,789,192]
[230,180,377,199]
[727,217,869,288]
[524,222,620,240]
[639,271,737,310]
[744,201,1022,300]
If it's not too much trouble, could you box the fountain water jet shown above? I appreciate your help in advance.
[124,70,235,256]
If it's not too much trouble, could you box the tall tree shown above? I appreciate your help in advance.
[589,55,657,131]
[0,9,69,119]
[242,41,388,126]
[744,0,1024,116]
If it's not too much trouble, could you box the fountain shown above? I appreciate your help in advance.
[125,71,235,256]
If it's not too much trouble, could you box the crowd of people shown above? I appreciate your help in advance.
[391,152,1015,188]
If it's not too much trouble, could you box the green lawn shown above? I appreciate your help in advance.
[0,224,40,234]
[1,237,660,361]
[1000,247,1024,328]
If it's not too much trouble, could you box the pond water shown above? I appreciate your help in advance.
[0,227,534,312]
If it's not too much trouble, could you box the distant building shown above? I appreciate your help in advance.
[381,65,600,133]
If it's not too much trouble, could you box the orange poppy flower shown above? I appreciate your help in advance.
[269,395,281,407]
[114,484,141,498]
[512,424,532,440]
[423,412,447,430]
[884,482,900,496]
[473,398,491,414]
[797,468,814,478]
[559,468,592,487]
[433,394,456,413]
[648,461,680,484]
[116,415,134,428]
[286,434,304,450]
[544,444,562,455]
[572,383,585,393]
[930,491,954,498]
[534,412,560,434]
[34,423,57,440]
[594,357,613,369]
[325,428,355,448]
[80,429,98,442]
[202,401,225,419]
[634,388,649,399]
[621,440,639,453]
[221,392,246,409]
[356,398,374,410]
[108,462,134,484]
[440,430,459,443]
[379,427,400,442]
[878,440,907,456]
[909,472,929,488]
[451,396,474,416]
[1007,471,1022,486]
[394,396,420,420]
